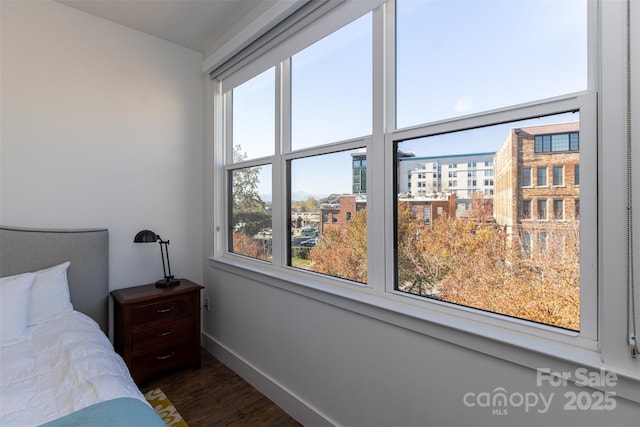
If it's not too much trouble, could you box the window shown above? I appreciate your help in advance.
[537,199,548,220]
[231,68,275,161]
[534,132,579,153]
[553,199,564,220]
[522,200,532,220]
[521,232,531,256]
[396,111,582,330]
[522,168,532,187]
[537,166,547,186]
[216,0,595,356]
[291,14,372,150]
[553,165,564,186]
[229,164,272,261]
[538,231,548,249]
[396,0,586,128]
[575,164,580,185]
[228,69,275,261]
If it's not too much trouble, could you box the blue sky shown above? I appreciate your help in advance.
[233,0,587,199]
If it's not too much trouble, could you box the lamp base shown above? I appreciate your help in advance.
[155,277,181,288]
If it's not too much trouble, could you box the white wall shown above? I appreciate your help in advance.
[202,267,640,427]
[0,0,204,290]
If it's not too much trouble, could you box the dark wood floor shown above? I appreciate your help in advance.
[140,349,302,427]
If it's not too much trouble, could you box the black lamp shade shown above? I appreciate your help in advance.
[134,229,157,243]
[133,229,180,288]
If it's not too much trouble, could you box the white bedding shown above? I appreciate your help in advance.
[0,311,147,427]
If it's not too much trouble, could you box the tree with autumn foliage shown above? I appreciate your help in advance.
[396,197,580,330]
[308,209,367,283]
[295,192,580,330]
[230,144,271,261]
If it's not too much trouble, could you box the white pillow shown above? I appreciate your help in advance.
[27,261,74,326]
[0,273,35,346]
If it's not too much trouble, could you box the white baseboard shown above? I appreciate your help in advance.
[201,332,335,427]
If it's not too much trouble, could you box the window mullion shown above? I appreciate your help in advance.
[384,0,397,292]
[271,60,290,268]
[368,1,386,292]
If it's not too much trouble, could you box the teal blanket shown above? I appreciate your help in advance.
[40,397,166,427]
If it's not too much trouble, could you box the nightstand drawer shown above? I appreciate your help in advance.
[131,294,193,325]
[131,317,193,351]
[130,342,194,379]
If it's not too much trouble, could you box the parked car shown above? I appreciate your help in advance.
[300,227,318,236]
[300,237,318,247]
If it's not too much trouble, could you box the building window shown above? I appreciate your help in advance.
[522,200,532,220]
[537,166,547,186]
[575,198,580,219]
[534,132,579,153]
[538,232,548,249]
[575,164,580,186]
[553,199,564,220]
[553,165,564,186]
[522,168,532,187]
[521,232,531,256]
[537,199,548,220]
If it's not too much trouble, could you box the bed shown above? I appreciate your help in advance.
[0,226,166,426]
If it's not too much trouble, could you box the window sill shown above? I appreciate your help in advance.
[208,256,640,403]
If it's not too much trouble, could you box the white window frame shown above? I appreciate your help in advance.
[208,0,640,402]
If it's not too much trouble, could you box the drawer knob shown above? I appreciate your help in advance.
[156,306,174,313]
[156,352,175,360]
[157,330,175,337]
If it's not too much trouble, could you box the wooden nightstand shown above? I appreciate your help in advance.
[111,279,204,384]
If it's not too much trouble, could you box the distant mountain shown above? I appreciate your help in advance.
[260,191,328,202]
[292,191,329,201]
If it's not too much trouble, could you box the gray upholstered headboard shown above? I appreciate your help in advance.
[0,226,109,333]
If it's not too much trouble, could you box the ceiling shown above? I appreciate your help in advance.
[56,0,269,53]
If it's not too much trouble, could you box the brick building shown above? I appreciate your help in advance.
[397,193,457,226]
[319,194,367,234]
[320,192,456,235]
[493,122,580,250]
